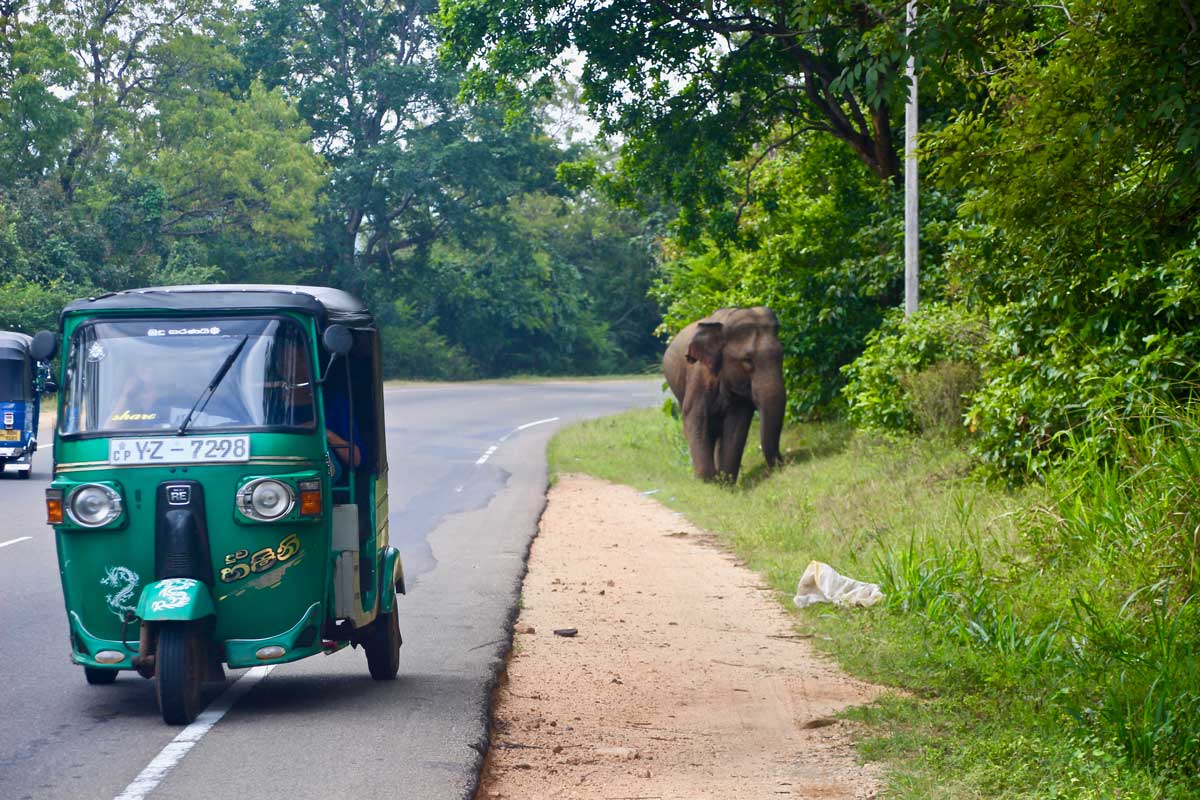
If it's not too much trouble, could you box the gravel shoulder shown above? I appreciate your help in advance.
[476,474,885,799]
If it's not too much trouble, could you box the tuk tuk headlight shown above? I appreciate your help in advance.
[239,478,294,521]
[67,484,123,528]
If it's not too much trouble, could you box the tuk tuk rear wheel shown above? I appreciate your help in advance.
[365,608,401,680]
[155,623,205,724]
[84,667,118,685]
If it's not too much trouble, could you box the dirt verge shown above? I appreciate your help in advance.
[476,474,884,799]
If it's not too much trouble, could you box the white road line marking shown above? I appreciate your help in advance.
[477,418,561,465]
[516,416,560,431]
[113,665,275,800]
[0,536,32,549]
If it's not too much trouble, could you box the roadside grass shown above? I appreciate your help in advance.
[547,407,1199,798]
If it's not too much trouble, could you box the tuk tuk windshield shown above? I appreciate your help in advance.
[0,359,30,403]
[60,317,316,435]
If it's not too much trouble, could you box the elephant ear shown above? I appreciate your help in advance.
[687,322,725,371]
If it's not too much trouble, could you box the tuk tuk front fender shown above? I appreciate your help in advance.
[135,579,215,622]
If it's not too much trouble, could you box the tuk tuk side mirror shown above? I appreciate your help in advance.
[317,324,354,384]
[322,325,354,356]
[31,330,58,362]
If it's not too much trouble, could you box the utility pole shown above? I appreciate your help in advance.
[904,0,919,317]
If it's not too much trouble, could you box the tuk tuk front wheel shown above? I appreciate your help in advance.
[155,622,206,724]
[84,667,118,685]
[365,608,401,681]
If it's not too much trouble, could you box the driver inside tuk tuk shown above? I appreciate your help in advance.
[270,334,361,482]
[108,363,175,428]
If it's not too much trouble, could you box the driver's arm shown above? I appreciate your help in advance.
[326,429,362,467]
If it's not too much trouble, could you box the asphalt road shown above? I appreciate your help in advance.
[0,378,662,800]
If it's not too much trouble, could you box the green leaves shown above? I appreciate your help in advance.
[655,132,958,417]
[0,21,80,182]
[440,0,919,212]
[842,302,989,434]
[129,81,325,248]
[924,0,1200,479]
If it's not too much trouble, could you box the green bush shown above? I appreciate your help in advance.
[0,275,91,333]
[379,298,475,380]
[967,257,1200,480]
[1039,405,1200,784]
[902,360,982,435]
[841,302,988,434]
[925,2,1200,481]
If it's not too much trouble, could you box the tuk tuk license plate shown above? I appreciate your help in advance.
[0,430,19,441]
[109,435,250,465]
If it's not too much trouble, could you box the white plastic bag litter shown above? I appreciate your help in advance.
[793,561,884,608]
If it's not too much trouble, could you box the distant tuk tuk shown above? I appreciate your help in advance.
[0,330,53,478]
[33,285,404,724]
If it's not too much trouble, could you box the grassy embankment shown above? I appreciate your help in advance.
[547,408,1200,799]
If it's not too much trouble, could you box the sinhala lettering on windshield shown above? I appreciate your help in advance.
[147,327,222,336]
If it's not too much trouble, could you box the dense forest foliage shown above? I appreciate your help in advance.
[0,0,662,376]
[4,0,1199,472]
[445,0,1200,478]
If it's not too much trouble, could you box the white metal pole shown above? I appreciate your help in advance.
[904,0,919,317]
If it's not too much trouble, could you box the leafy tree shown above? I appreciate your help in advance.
[245,0,563,281]
[378,297,475,380]
[655,132,956,415]
[127,81,325,257]
[0,0,324,297]
[38,0,238,197]
[929,0,1200,477]
[510,190,665,370]
[243,0,661,377]
[440,0,1028,233]
[0,275,89,333]
[0,14,80,183]
[413,204,616,375]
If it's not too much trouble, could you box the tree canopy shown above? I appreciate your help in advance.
[0,0,664,375]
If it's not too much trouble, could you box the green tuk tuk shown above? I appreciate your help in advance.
[32,285,404,724]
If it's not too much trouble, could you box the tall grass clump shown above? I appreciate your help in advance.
[873,399,1200,788]
[1035,402,1200,781]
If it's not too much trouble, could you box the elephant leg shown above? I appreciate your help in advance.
[683,412,719,480]
[715,402,753,481]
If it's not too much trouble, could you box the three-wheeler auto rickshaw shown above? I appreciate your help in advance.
[0,330,53,478]
[32,285,404,724]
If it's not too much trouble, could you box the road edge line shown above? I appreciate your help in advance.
[112,665,275,800]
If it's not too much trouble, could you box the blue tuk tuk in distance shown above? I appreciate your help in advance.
[0,331,53,478]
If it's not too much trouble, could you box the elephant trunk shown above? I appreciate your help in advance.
[753,373,785,468]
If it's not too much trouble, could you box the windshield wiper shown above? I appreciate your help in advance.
[177,336,249,435]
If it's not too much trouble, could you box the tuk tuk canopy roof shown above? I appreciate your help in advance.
[0,331,33,363]
[60,285,374,330]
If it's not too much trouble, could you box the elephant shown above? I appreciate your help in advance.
[662,307,786,482]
